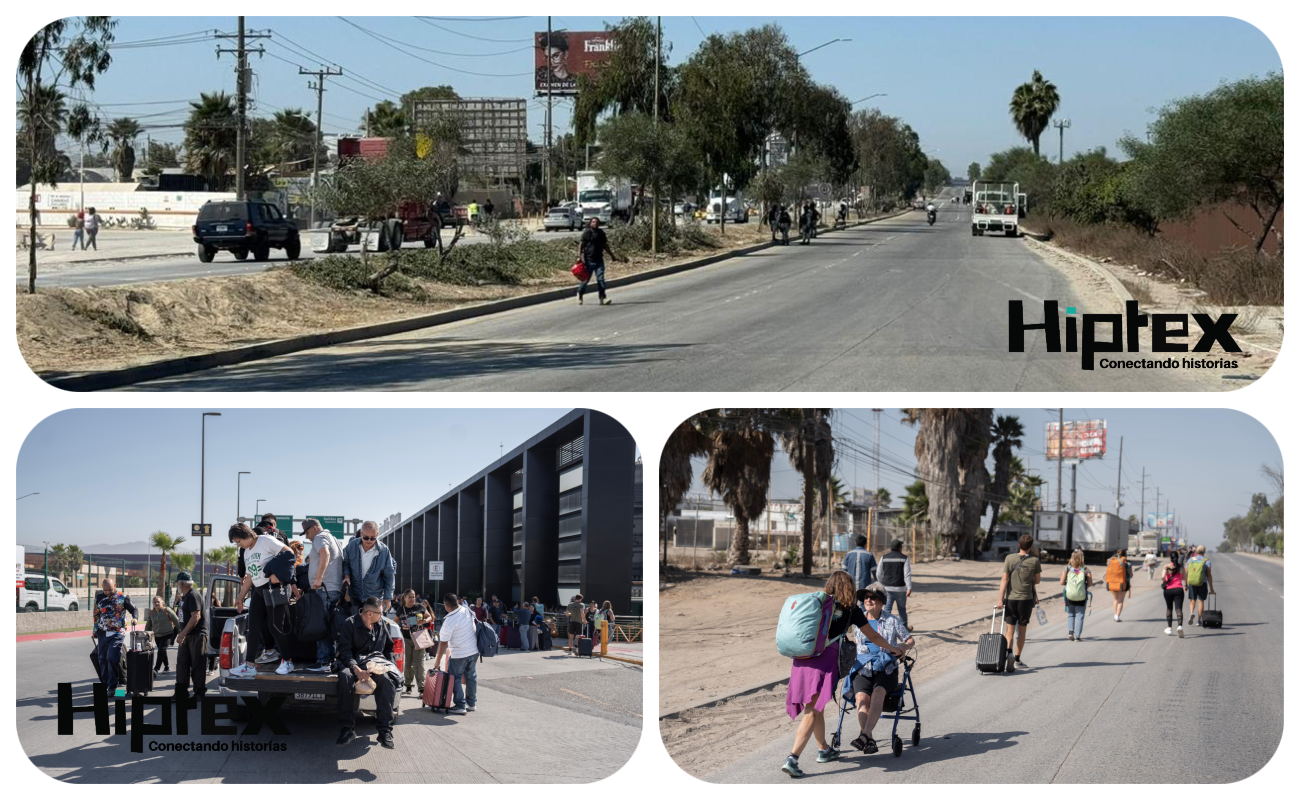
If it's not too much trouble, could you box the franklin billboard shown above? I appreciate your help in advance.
[1044,419,1107,461]
[535,30,615,95]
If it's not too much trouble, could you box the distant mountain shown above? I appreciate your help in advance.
[20,541,198,555]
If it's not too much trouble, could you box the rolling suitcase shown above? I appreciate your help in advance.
[576,637,594,657]
[975,607,1008,674]
[1201,595,1223,629]
[499,625,509,646]
[538,626,553,651]
[422,667,456,712]
[124,630,154,695]
[506,625,522,650]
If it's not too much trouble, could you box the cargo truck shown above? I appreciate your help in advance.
[971,180,1020,237]
[576,170,632,225]
[1034,510,1127,563]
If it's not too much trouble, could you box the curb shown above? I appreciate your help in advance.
[43,210,911,391]
[1020,228,1135,307]
[26,250,194,271]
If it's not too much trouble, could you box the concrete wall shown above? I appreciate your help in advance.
[17,187,243,230]
[16,610,92,633]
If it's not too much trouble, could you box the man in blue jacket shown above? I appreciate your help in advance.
[342,521,395,615]
[844,536,878,591]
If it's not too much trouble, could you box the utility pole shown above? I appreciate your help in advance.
[1140,468,1146,528]
[545,16,553,206]
[1054,118,1072,165]
[872,408,882,546]
[1070,463,1077,513]
[1114,436,1124,517]
[300,66,343,229]
[1056,409,1064,512]
[651,16,661,255]
[216,19,269,200]
[1155,486,1161,533]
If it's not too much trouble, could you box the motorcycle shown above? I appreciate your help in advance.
[926,209,937,226]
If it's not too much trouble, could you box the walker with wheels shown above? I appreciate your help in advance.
[830,652,921,758]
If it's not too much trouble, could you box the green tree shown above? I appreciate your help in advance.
[47,543,86,585]
[923,158,951,195]
[106,117,142,181]
[1009,69,1060,155]
[1120,73,1282,253]
[985,415,1026,546]
[901,409,992,558]
[206,545,240,578]
[182,92,238,190]
[400,84,459,110]
[967,161,981,182]
[573,17,673,148]
[18,17,116,294]
[700,410,777,567]
[148,531,186,598]
[659,419,711,566]
[983,146,1056,202]
[362,100,408,137]
[143,140,181,176]
[899,479,929,526]
[875,487,892,508]
[850,110,927,207]
[596,112,702,224]
[172,553,195,575]
[777,409,834,576]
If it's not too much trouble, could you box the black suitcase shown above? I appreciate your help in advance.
[538,627,553,651]
[1201,595,1223,629]
[124,630,154,695]
[976,607,1009,674]
[576,637,593,657]
[506,625,522,650]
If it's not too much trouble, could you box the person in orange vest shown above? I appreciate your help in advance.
[1104,548,1133,622]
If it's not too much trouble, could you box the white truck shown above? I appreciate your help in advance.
[705,190,747,224]
[208,575,406,718]
[18,572,79,612]
[1034,510,1126,561]
[971,180,1020,237]
[576,170,632,225]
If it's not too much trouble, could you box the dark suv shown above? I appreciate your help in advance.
[193,200,301,263]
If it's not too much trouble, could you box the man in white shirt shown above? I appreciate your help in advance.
[435,593,479,714]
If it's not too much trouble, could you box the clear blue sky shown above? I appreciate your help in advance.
[688,409,1282,545]
[54,16,1282,171]
[16,408,579,549]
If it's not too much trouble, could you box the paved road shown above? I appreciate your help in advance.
[17,636,640,783]
[132,204,1208,391]
[18,228,584,289]
[704,553,1282,783]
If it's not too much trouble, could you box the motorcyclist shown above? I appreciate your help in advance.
[925,201,937,226]
[837,200,849,228]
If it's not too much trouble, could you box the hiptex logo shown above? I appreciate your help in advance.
[57,683,291,753]
[1009,300,1241,370]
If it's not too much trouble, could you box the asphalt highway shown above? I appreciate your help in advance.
[704,553,1283,783]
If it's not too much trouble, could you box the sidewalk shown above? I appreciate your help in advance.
[15,227,195,268]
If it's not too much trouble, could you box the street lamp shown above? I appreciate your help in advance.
[237,471,250,525]
[852,93,887,106]
[200,412,222,590]
[17,492,40,501]
[256,499,267,519]
[798,38,852,59]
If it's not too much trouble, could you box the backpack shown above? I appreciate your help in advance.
[291,589,328,642]
[1105,557,1127,590]
[1187,559,1206,586]
[776,591,836,659]
[471,610,498,661]
[1065,568,1088,602]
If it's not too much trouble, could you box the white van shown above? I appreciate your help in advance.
[19,573,79,612]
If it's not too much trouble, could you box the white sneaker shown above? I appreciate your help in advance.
[1177,626,1184,638]
[255,649,280,665]
[1164,627,1173,635]
[1114,614,1119,622]
[275,659,295,675]
[229,662,259,677]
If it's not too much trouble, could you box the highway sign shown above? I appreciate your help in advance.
[309,515,346,539]
[275,515,293,535]
[191,523,213,537]
[428,561,444,580]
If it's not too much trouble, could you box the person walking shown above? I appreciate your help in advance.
[878,539,913,629]
[435,593,479,714]
[995,534,1041,672]
[1162,551,1187,638]
[72,210,85,250]
[1145,550,1159,580]
[483,197,495,221]
[145,595,179,676]
[565,593,587,654]
[91,578,138,696]
[83,207,101,250]
[1059,551,1093,641]
[576,217,622,306]
[782,571,903,777]
[172,571,209,706]
[843,536,878,592]
[1104,548,1133,621]
[1185,545,1215,626]
[302,518,345,672]
[396,590,429,695]
[529,602,543,650]
[849,585,915,754]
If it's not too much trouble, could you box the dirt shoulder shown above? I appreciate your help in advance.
[659,558,1163,778]
[17,224,774,377]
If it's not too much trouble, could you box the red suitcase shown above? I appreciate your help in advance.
[422,668,456,712]
[499,625,508,646]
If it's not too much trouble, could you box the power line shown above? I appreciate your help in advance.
[337,17,532,77]
[269,30,403,99]
[413,17,534,43]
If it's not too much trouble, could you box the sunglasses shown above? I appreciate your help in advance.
[362,536,377,542]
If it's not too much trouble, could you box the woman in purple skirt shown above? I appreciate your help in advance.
[782,570,903,778]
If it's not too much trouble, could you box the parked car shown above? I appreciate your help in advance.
[19,573,78,612]
[194,200,301,263]
[544,202,583,232]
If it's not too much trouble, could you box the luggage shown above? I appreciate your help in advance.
[576,637,594,657]
[499,625,509,646]
[124,630,154,695]
[422,667,455,712]
[1201,595,1223,629]
[976,607,1009,674]
[538,626,553,651]
[291,590,328,642]
[506,625,522,650]
[775,591,835,659]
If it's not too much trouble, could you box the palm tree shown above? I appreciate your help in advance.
[148,531,186,598]
[172,553,195,574]
[901,409,993,558]
[660,418,711,565]
[183,92,237,190]
[875,487,892,508]
[1009,70,1060,155]
[899,479,929,525]
[207,545,240,578]
[701,410,775,566]
[1004,484,1038,524]
[985,415,1026,552]
[18,84,67,183]
[778,409,834,576]
[363,101,407,137]
[106,117,142,181]
[268,108,320,171]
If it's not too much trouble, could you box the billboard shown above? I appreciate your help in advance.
[1148,512,1175,528]
[1044,419,1107,461]
[535,30,615,95]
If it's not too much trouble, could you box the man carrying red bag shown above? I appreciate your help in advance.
[575,217,623,306]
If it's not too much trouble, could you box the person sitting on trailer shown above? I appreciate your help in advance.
[335,597,398,749]
[849,585,915,754]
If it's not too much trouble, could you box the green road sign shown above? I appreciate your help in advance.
[274,515,293,535]
[309,516,346,539]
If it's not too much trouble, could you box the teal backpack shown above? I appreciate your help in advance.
[776,591,837,659]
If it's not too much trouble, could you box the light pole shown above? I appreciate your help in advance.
[852,93,887,106]
[17,492,40,501]
[237,471,250,525]
[256,499,267,519]
[200,412,222,590]
[797,38,852,59]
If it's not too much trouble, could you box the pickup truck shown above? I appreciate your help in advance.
[207,575,406,718]
[971,181,1020,237]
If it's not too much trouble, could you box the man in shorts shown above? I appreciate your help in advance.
[1185,545,1215,626]
[995,534,1041,672]
[565,593,587,654]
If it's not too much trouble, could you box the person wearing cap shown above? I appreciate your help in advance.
[303,518,345,671]
[172,571,209,706]
[877,539,913,629]
[848,585,915,754]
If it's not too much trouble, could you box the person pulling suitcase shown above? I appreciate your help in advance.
[91,578,139,696]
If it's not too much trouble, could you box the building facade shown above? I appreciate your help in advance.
[412,98,527,190]
[380,409,638,612]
